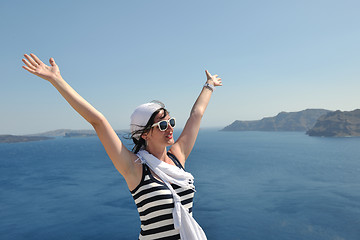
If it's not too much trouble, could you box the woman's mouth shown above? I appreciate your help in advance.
[166,133,173,139]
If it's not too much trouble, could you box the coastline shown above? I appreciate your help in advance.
[0,129,128,143]
[0,135,53,143]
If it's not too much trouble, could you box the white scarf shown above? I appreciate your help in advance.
[136,150,207,240]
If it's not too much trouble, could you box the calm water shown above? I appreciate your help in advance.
[1,130,360,240]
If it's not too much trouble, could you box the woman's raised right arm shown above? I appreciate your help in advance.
[22,54,138,178]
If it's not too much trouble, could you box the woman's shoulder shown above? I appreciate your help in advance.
[167,151,184,169]
[168,144,186,167]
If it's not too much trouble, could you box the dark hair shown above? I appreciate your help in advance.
[131,108,169,153]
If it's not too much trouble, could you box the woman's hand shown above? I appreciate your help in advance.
[22,53,61,82]
[205,70,222,86]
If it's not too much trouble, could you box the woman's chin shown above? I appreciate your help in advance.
[166,138,175,145]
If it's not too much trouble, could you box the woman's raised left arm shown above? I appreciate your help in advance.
[170,70,222,166]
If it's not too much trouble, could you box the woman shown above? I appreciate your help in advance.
[22,53,222,239]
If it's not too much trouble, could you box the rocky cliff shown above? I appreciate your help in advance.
[222,109,331,132]
[306,109,360,137]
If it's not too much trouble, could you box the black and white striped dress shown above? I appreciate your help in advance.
[130,152,195,240]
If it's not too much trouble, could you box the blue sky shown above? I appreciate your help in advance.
[1,0,360,134]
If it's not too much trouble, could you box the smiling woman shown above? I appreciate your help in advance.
[22,53,222,239]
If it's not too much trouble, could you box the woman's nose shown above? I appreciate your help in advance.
[167,122,173,131]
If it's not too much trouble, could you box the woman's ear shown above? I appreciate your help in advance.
[141,132,148,141]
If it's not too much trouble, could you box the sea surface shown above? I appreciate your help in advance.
[1,130,360,240]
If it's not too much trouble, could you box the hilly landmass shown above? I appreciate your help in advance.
[222,109,331,132]
[0,129,126,143]
[28,129,97,137]
[0,135,53,143]
[306,109,360,137]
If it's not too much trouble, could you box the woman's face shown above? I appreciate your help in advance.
[143,110,174,147]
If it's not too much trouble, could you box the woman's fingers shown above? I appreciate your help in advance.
[22,65,36,73]
[30,53,44,65]
[205,70,212,78]
[205,70,221,81]
[24,54,38,67]
[22,58,36,70]
[49,57,56,66]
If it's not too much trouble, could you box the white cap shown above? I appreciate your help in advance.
[130,101,165,140]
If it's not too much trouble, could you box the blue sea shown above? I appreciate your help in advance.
[1,130,360,240]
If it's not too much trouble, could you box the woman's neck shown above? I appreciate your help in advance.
[146,145,169,163]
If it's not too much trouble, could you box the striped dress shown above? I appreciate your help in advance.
[130,152,195,240]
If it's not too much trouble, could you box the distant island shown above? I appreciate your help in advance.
[0,129,126,143]
[29,129,98,137]
[0,135,53,143]
[306,109,360,137]
[222,109,331,132]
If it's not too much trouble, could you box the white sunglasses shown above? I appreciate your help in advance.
[151,117,176,131]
